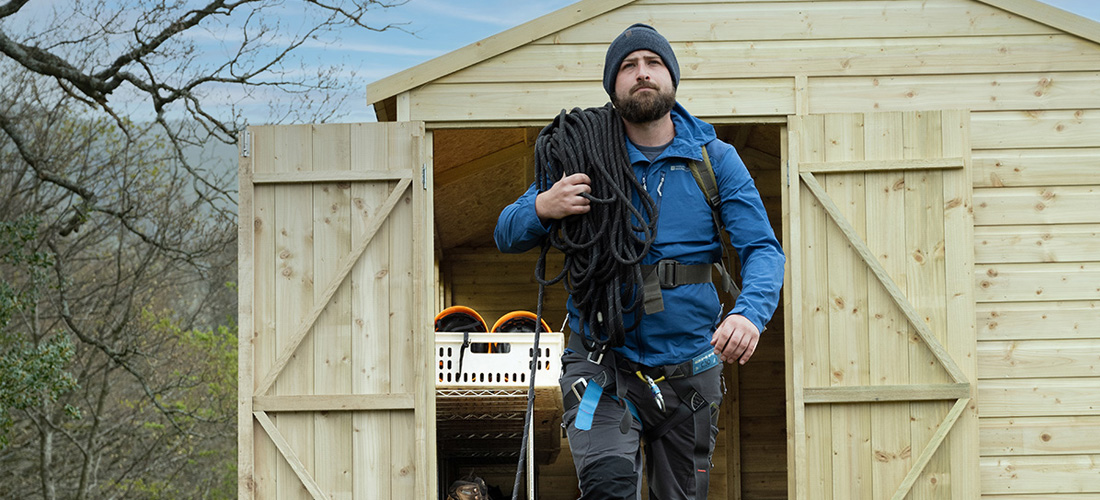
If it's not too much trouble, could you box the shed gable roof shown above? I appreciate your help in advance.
[365,0,1100,107]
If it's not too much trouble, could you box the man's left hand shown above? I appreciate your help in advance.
[711,314,760,365]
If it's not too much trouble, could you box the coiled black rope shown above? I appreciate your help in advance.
[511,103,658,499]
[535,103,658,350]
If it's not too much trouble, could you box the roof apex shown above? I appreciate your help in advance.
[365,0,1100,108]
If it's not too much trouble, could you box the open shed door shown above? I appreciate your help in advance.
[238,122,435,499]
[785,111,978,499]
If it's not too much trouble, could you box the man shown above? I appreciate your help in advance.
[494,23,784,499]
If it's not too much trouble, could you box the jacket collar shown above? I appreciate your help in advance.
[625,102,716,164]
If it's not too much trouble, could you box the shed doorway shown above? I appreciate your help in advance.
[431,121,788,500]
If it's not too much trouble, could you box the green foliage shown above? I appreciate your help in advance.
[0,216,78,448]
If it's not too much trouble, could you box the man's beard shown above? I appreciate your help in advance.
[613,83,676,124]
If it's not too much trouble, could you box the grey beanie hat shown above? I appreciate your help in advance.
[603,23,680,97]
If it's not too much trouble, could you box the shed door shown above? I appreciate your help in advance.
[238,123,435,499]
[785,111,978,499]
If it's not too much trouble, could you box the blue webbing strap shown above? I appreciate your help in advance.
[574,379,603,431]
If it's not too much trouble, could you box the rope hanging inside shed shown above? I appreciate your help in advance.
[510,103,658,499]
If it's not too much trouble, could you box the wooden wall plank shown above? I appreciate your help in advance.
[980,495,1100,499]
[863,112,913,498]
[977,300,1100,341]
[975,263,1100,302]
[808,72,1100,114]
[979,378,1100,417]
[977,340,1100,379]
[350,124,393,499]
[981,454,1100,494]
[272,125,315,500]
[823,114,872,500]
[539,1,1054,43]
[239,136,256,500]
[442,35,1095,85]
[972,148,1100,188]
[980,416,1100,456]
[902,110,953,497]
[251,127,279,500]
[972,110,1100,150]
[444,249,569,333]
[784,118,805,500]
[410,80,795,122]
[387,122,419,495]
[942,109,980,499]
[310,124,353,498]
[799,114,833,498]
[975,224,1100,263]
[974,186,1100,225]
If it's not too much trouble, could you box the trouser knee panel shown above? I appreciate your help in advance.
[578,456,636,500]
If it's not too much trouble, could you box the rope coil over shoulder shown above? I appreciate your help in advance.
[511,104,658,500]
[532,103,659,352]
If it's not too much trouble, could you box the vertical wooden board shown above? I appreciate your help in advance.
[239,129,258,500]
[311,124,353,498]
[941,110,980,498]
[902,111,951,499]
[823,114,871,500]
[387,122,417,494]
[863,112,913,497]
[419,128,438,499]
[798,115,833,498]
[273,125,315,500]
[251,127,280,499]
[350,123,392,499]
[781,121,802,500]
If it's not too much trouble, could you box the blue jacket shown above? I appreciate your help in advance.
[494,103,785,366]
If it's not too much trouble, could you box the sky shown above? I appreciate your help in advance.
[296,0,1100,123]
[11,0,1093,125]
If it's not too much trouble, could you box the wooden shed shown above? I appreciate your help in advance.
[237,0,1100,498]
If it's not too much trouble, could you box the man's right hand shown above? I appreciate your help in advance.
[535,173,592,221]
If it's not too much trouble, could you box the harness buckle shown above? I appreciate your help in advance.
[657,260,677,289]
[586,348,604,365]
[570,377,588,404]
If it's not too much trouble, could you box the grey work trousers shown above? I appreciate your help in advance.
[559,349,723,500]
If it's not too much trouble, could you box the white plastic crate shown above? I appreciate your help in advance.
[435,331,563,387]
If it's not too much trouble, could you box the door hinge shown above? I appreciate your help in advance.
[422,164,427,189]
[240,130,251,158]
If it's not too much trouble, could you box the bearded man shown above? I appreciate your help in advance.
[495,23,785,499]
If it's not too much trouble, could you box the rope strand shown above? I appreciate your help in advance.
[511,104,658,499]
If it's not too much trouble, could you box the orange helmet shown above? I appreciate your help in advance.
[491,310,551,333]
[434,306,488,332]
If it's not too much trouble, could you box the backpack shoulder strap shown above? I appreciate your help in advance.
[688,143,741,301]
[689,144,722,209]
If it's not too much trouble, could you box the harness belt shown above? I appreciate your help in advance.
[640,260,720,314]
[564,333,721,433]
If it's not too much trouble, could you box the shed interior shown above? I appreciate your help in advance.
[431,122,788,499]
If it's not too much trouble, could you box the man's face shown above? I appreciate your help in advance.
[612,49,676,124]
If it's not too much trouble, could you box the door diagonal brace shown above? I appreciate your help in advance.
[254,178,413,396]
[799,171,969,385]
